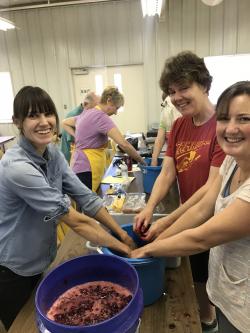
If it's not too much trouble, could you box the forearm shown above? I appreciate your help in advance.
[146,173,174,212]
[151,132,165,163]
[121,142,144,164]
[94,206,127,240]
[61,208,127,252]
[62,124,75,137]
[144,229,209,257]
[156,200,213,240]
[163,185,207,226]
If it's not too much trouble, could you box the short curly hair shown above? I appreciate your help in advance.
[100,86,124,107]
[159,51,213,95]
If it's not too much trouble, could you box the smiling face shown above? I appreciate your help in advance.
[216,94,250,160]
[13,86,59,155]
[168,82,208,117]
[21,110,57,154]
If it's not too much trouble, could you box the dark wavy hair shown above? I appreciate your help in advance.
[216,81,250,120]
[159,51,213,95]
[13,86,59,135]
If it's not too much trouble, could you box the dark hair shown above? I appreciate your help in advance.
[13,86,59,135]
[216,81,250,120]
[159,51,213,94]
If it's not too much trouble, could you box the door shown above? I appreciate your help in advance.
[72,65,146,134]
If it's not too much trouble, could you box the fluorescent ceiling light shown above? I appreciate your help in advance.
[0,17,15,31]
[141,0,163,17]
[201,0,223,6]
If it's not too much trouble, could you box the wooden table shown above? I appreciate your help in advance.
[0,136,15,153]
[8,156,202,333]
[9,230,202,333]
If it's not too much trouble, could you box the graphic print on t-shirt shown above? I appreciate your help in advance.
[176,140,210,172]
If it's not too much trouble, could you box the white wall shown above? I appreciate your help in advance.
[1,0,250,136]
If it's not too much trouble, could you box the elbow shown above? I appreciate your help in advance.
[185,229,210,253]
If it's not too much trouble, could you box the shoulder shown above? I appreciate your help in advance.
[67,105,83,117]
[93,109,114,125]
[171,116,189,130]
[1,144,26,167]
[81,108,103,120]
[2,153,40,187]
[208,113,216,123]
[48,144,67,166]
[48,142,62,156]
[219,156,235,176]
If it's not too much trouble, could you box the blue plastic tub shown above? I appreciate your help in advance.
[139,157,163,193]
[35,254,143,333]
[99,224,166,306]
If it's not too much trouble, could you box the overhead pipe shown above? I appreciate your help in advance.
[0,0,116,12]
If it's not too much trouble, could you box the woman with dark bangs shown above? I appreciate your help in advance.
[0,86,135,331]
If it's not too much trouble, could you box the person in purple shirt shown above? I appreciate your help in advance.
[63,86,145,192]
[60,92,100,163]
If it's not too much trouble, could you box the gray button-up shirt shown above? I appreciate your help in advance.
[0,136,103,276]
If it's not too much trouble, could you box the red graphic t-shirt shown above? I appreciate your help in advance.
[166,115,225,203]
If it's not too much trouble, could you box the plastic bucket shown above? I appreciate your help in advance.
[35,254,143,333]
[99,224,166,306]
[139,158,163,193]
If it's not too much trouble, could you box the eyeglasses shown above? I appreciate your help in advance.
[114,105,122,111]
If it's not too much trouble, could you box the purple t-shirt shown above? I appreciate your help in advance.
[71,108,116,173]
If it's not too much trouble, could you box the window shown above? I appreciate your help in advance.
[95,74,103,96]
[0,72,14,123]
[205,54,250,105]
[114,73,124,112]
[114,73,122,92]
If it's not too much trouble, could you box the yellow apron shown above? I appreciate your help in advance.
[83,146,107,193]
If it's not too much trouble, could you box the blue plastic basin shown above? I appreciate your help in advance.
[100,224,166,306]
[35,254,143,333]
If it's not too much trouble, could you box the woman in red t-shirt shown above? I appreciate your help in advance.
[134,51,225,331]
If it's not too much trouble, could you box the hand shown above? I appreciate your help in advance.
[150,158,158,166]
[117,242,132,257]
[133,207,153,235]
[120,231,137,250]
[130,246,149,258]
[141,217,168,242]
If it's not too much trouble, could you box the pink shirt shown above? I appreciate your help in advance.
[71,108,116,173]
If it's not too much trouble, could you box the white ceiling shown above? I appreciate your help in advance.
[0,0,113,10]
